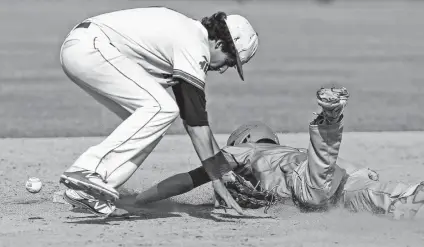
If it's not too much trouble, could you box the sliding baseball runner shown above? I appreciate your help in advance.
[124,87,424,220]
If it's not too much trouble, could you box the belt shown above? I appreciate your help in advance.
[75,22,91,29]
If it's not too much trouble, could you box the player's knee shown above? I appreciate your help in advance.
[132,95,179,122]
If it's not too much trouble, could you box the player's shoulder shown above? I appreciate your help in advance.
[172,20,211,72]
[146,7,205,36]
[174,21,209,51]
[126,7,209,55]
[166,10,208,47]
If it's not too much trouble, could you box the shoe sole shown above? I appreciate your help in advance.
[390,183,424,220]
[60,175,119,201]
[63,192,110,217]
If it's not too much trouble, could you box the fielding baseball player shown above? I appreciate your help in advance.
[123,87,424,220]
[58,7,259,216]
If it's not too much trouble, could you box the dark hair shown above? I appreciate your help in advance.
[201,12,237,62]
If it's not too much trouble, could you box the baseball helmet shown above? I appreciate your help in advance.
[227,121,280,146]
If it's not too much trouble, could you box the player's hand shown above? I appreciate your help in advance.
[212,179,244,215]
[315,87,350,124]
[349,168,379,181]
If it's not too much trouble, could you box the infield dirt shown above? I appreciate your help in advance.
[1,132,424,247]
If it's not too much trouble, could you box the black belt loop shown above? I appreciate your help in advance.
[75,22,91,29]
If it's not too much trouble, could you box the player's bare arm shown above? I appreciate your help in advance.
[134,152,244,205]
[172,80,243,214]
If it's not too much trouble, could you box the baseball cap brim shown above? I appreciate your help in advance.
[234,49,244,81]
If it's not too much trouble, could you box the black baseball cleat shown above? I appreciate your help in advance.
[60,169,119,201]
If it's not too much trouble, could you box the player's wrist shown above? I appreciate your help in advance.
[201,151,232,180]
[310,113,344,126]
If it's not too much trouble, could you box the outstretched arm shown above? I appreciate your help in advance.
[294,87,350,205]
[134,144,256,205]
[305,87,350,184]
[135,173,194,205]
[306,116,346,191]
[135,167,208,205]
[312,88,379,181]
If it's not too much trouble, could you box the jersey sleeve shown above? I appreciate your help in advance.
[172,41,209,91]
[221,144,257,170]
[172,81,209,126]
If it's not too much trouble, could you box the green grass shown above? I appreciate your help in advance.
[1,0,424,137]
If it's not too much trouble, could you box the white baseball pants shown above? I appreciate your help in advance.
[59,24,179,188]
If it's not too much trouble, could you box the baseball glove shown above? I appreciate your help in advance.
[314,86,350,124]
[215,172,278,213]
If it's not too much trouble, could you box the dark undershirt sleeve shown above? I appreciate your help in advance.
[188,166,211,188]
[172,80,209,126]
